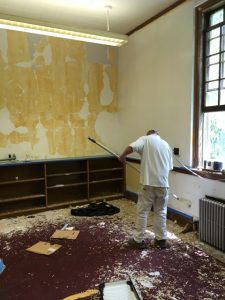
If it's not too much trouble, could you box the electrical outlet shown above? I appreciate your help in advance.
[173,147,179,155]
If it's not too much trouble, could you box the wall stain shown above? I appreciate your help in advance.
[0,29,118,160]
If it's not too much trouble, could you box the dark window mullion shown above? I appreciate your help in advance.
[219,25,223,105]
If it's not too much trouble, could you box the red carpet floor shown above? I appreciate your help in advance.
[0,205,225,300]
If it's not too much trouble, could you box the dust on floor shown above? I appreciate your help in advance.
[0,198,224,263]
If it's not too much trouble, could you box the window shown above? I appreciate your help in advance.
[194,1,225,171]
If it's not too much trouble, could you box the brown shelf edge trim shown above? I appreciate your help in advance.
[0,178,45,185]
[48,199,88,208]
[0,206,47,219]
[89,167,123,173]
[0,194,46,203]
[90,178,124,184]
[89,194,124,202]
[127,0,187,35]
[126,157,141,164]
[47,182,87,189]
[47,171,86,177]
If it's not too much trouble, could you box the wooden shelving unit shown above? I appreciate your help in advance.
[88,157,125,201]
[0,156,125,218]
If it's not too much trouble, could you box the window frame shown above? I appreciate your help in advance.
[194,0,225,169]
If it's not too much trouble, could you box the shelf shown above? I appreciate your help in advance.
[90,178,124,184]
[0,206,47,218]
[47,171,86,177]
[89,167,123,173]
[47,182,87,189]
[0,194,46,203]
[0,156,125,218]
[0,178,45,185]
[47,199,88,208]
[90,193,124,202]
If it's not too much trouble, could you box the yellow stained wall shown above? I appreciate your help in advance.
[0,30,118,160]
[126,163,140,194]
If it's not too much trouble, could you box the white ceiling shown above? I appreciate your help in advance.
[0,0,179,35]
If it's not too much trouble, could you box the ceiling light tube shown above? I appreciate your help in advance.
[0,14,128,47]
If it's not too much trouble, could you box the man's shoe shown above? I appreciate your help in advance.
[150,239,170,249]
[127,238,147,250]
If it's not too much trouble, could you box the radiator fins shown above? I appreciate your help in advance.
[199,198,225,252]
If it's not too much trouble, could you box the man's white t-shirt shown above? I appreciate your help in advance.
[130,134,173,187]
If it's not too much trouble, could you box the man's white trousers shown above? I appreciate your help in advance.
[133,185,169,242]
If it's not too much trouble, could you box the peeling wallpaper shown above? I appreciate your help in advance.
[0,29,118,160]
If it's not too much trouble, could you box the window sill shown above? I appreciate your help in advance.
[173,167,225,181]
[126,157,225,181]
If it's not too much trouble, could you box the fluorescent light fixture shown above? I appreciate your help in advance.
[0,14,128,47]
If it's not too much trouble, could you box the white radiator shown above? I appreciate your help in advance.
[199,197,225,252]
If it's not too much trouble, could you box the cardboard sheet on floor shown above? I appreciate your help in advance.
[51,230,80,240]
[26,241,61,255]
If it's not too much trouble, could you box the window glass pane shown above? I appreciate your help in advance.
[220,53,225,77]
[222,26,225,51]
[208,54,219,64]
[208,28,220,39]
[205,88,218,106]
[207,80,219,91]
[206,63,219,80]
[220,80,225,104]
[209,9,224,26]
[203,111,225,166]
[207,36,220,55]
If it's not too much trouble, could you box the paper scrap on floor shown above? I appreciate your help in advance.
[101,280,141,300]
[26,241,61,255]
[51,230,79,240]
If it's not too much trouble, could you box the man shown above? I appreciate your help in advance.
[119,130,173,249]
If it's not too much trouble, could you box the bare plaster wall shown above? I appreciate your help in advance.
[0,29,118,160]
[117,0,225,218]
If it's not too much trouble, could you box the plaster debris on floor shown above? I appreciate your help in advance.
[0,198,224,264]
[0,198,225,300]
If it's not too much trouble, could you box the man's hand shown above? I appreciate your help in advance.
[118,155,126,164]
[118,146,133,164]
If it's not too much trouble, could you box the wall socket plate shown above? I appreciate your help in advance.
[173,147,179,155]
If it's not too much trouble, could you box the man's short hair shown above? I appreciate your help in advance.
[147,129,158,135]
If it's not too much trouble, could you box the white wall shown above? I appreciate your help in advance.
[116,0,225,218]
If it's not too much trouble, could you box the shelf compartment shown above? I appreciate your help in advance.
[0,197,46,216]
[47,173,87,187]
[89,169,124,181]
[89,180,124,199]
[0,181,45,200]
[88,157,123,170]
[0,164,45,182]
[46,160,87,175]
[47,184,88,205]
